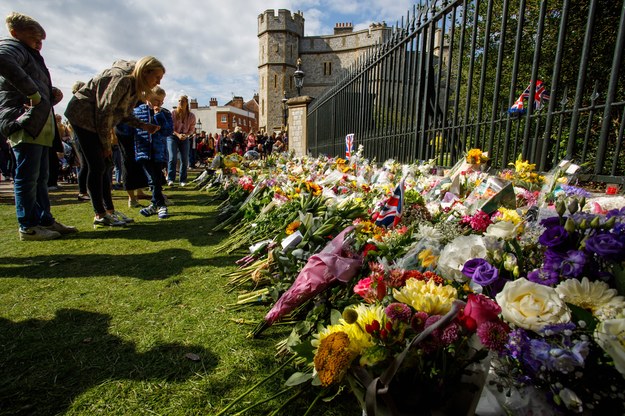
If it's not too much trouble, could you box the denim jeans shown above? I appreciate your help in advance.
[166,136,189,183]
[141,160,165,207]
[12,142,54,229]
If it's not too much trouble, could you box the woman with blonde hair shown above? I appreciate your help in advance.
[65,56,165,227]
[166,95,196,187]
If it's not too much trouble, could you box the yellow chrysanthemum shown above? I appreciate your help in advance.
[317,320,374,356]
[556,277,625,320]
[393,279,458,315]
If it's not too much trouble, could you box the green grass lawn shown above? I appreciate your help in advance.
[0,178,359,415]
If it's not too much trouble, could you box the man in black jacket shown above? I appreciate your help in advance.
[0,12,76,240]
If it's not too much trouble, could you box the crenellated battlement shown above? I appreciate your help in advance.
[258,9,304,36]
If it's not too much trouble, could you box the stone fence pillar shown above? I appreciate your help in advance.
[286,96,313,157]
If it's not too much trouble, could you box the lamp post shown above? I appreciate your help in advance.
[294,57,305,97]
[281,91,288,132]
[195,119,202,134]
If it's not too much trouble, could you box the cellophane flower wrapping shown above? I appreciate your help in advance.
[264,226,362,325]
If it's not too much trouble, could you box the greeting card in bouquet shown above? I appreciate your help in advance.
[465,177,516,214]
[538,159,580,206]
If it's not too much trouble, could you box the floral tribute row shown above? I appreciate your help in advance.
[203,148,625,416]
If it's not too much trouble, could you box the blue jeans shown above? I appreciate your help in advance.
[166,136,189,183]
[12,142,54,229]
[141,160,165,207]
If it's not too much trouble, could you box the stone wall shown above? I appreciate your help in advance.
[286,96,313,157]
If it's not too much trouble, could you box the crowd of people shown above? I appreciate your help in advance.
[192,128,287,165]
[0,11,290,241]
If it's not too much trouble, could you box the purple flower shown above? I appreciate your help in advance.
[561,250,587,278]
[462,258,500,286]
[540,216,564,228]
[538,225,570,249]
[385,302,412,322]
[561,185,591,198]
[543,249,565,271]
[585,232,625,261]
[527,268,560,286]
[606,207,625,219]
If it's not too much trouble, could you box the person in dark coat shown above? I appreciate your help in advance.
[0,12,76,240]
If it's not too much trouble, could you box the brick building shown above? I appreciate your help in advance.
[257,9,391,133]
[190,95,259,135]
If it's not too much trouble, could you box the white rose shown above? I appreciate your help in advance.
[594,318,625,377]
[484,220,517,240]
[437,235,487,282]
[496,278,571,331]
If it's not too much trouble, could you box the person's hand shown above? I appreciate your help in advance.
[143,123,161,134]
[51,87,63,105]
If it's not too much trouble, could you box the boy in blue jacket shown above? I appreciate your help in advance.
[133,87,172,219]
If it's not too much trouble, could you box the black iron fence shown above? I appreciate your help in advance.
[307,0,625,183]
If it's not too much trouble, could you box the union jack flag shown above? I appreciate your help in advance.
[345,133,355,158]
[374,179,405,228]
[509,80,550,115]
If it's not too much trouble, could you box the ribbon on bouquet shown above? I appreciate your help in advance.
[508,80,550,115]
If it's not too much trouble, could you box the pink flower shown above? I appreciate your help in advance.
[354,277,374,297]
[461,293,501,330]
[477,320,510,352]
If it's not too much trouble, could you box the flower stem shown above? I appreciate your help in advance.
[231,387,293,416]
[302,390,324,416]
[213,355,296,416]
[267,388,306,416]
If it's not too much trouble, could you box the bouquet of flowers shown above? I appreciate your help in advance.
[485,199,625,414]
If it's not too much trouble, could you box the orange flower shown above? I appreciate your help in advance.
[286,220,301,235]
[314,331,353,386]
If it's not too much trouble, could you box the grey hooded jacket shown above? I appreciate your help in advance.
[0,37,58,139]
[65,60,144,153]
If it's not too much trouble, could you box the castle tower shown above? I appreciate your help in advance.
[258,9,304,132]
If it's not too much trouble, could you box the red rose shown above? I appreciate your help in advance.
[462,293,501,327]
[362,243,377,257]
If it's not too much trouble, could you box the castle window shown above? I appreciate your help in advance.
[290,76,293,90]
[262,99,264,116]
[323,62,332,76]
[274,74,277,88]
[221,115,227,123]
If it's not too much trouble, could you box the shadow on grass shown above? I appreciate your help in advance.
[0,248,228,279]
[0,308,217,415]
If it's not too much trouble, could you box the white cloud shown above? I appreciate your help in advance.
[1,0,414,116]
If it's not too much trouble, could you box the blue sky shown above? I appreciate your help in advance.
[1,0,414,115]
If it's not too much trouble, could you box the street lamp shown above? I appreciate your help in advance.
[195,119,202,134]
[294,58,305,96]
[281,91,288,131]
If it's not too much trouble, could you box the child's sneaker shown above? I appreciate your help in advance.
[93,214,125,227]
[157,206,168,219]
[112,211,134,224]
[140,205,157,217]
